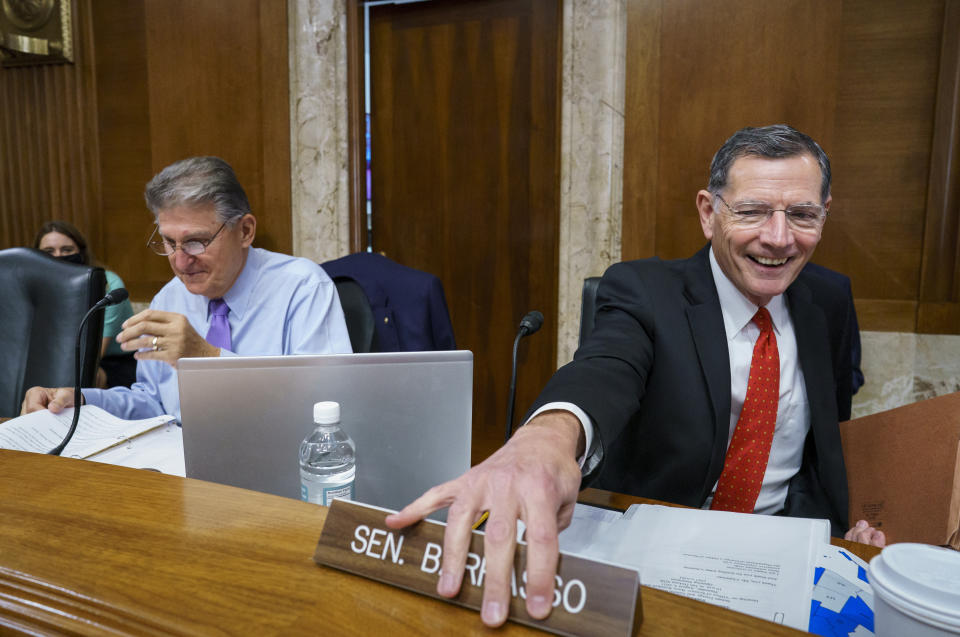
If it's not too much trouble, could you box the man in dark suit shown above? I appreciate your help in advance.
[387,125,884,628]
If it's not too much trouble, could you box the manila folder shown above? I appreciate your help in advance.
[840,391,960,549]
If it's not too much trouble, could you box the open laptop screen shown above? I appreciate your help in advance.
[178,351,472,518]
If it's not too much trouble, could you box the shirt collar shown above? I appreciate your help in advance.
[708,247,788,339]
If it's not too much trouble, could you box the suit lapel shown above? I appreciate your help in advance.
[683,247,732,495]
[786,279,835,474]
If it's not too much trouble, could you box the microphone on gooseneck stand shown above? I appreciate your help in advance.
[504,310,544,444]
[48,288,130,456]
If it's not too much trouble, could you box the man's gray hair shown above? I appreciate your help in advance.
[144,156,251,224]
[708,124,832,202]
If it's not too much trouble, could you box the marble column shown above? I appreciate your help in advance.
[556,0,626,365]
[288,0,351,264]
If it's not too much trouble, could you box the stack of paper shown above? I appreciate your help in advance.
[0,406,183,474]
[559,504,839,632]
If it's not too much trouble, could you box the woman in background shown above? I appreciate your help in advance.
[33,221,137,388]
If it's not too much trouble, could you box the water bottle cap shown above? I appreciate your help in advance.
[313,401,340,424]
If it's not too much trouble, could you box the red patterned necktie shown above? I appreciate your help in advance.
[711,306,780,513]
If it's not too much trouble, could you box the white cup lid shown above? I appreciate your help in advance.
[869,543,960,625]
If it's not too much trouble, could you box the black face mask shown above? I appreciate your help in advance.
[55,253,85,265]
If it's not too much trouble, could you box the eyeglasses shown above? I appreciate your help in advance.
[714,194,827,232]
[147,222,228,256]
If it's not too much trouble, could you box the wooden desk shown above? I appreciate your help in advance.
[0,451,877,636]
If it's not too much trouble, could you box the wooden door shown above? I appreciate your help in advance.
[367,0,562,463]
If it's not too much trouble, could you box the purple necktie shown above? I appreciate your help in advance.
[206,298,232,351]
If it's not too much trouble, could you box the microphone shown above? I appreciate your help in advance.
[48,288,129,456]
[100,288,130,307]
[518,310,544,337]
[505,310,544,443]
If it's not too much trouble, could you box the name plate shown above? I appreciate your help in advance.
[314,500,642,636]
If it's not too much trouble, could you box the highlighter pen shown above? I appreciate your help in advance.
[472,510,489,530]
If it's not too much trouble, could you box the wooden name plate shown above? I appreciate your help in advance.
[314,500,642,636]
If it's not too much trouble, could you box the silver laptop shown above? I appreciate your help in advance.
[178,351,472,518]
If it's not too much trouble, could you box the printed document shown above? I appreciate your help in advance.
[0,405,173,459]
[560,504,830,631]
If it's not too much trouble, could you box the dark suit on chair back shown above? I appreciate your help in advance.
[534,245,854,535]
[322,252,456,352]
[0,248,106,417]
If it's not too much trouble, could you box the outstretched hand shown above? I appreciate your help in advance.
[385,411,585,627]
[117,309,220,368]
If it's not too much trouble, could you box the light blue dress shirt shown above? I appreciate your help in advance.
[83,247,353,422]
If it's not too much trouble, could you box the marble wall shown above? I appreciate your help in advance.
[853,332,960,418]
[556,0,626,364]
[286,0,957,417]
[288,0,351,264]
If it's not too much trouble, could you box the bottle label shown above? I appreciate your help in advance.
[300,474,355,507]
[321,482,355,507]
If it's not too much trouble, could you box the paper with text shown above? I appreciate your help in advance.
[0,406,174,459]
[560,504,829,631]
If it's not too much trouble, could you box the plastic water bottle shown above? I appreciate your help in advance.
[299,401,356,506]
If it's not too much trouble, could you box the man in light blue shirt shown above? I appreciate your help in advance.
[23,157,352,422]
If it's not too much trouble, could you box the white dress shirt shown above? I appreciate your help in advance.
[531,247,810,513]
[83,247,353,422]
[704,248,810,513]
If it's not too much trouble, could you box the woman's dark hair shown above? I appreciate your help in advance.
[33,220,93,266]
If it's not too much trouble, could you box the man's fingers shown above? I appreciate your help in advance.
[385,482,457,530]
[47,387,73,414]
[520,507,561,620]
[844,520,886,547]
[117,320,170,343]
[21,387,53,414]
[121,308,174,329]
[872,530,886,548]
[476,510,517,627]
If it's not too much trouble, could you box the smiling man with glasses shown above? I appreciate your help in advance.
[388,124,882,629]
[23,156,353,423]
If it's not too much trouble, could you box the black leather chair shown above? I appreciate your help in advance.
[0,248,106,417]
[332,276,377,353]
[579,276,602,347]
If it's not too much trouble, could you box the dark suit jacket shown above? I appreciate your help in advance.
[531,245,853,535]
[322,252,456,352]
[802,262,864,394]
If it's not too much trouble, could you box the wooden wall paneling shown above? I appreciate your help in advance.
[854,299,919,333]
[257,0,293,252]
[652,0,843,262]
[141,0,291,255]
[367,0,561,464]
[622,0,952,334]
[0,0,101,252]
[621,0,661,262]
[828,0,944,323]
[347,0,366,254]
[91,0,164,300]
[918,0,960,333]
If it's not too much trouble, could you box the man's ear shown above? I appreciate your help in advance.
[239,214,257,248]
[696,190,717,240]
[823,194,832,213]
